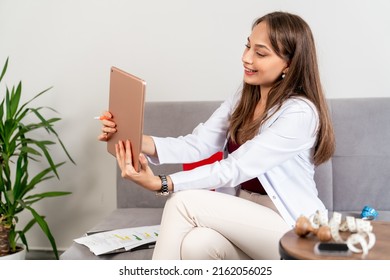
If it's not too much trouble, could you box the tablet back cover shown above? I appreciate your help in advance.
[107,67,145,171]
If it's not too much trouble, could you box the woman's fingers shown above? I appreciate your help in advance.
[139,153,151,172]
[101,119,117,137]
[115,142,123,169]
[97,111,116,141]
[115,140,158,191]
[115,141,125,169]
[116,140,137,179]
[125,140,133,167]
[97,133,108,141]
[102,111,112,119]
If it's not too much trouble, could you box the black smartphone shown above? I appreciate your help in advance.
[314,242,352,256]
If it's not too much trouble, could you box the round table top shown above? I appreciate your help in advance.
[279,220,390,260]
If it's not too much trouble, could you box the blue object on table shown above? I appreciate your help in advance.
[361,205,378,220]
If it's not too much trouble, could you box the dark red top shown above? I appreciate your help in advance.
[227,138,267,195]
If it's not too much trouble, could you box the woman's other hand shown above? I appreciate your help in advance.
[97,111,117,141]
[115,139,160,191]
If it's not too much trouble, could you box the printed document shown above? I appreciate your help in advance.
[74,225,160,255]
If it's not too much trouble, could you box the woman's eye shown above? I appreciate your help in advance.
[245,44,250,49]
[256,52,265,57]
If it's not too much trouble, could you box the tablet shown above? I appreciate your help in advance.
[107,66,146,172]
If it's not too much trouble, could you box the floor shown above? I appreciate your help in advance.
[26,250,64,260]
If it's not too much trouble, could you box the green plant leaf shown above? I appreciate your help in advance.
[0,99,4,125]
[15,87,53,118]
[32,141,59,178]
[22,191,71,206]
[24,191,71,205]
[20,218,37,235]
[16,230,29,251]
[5,190,15,204]
[0,57,8,83]
[25,206,59,259]
[29,108,75,165]
[19,146,42,157]
[25,191,71,200]
[19,162,65,200]
[1,162,12,192]
[8,228,17,252]
[9,82,22,119]
[11,118,60,144]
[10,129,28,199]
[13,151,28,201]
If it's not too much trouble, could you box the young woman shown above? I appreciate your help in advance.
[98,11,335,259]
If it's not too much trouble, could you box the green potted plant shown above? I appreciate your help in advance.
[0,58,75,259]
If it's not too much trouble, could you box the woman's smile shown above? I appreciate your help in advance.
[244,66,258,76]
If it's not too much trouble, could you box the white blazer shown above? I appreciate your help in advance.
[149,93,326,227]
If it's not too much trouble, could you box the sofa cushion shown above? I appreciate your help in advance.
[314,160,333,210]
[329,98,390,213]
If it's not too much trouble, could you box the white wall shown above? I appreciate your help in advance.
[1,0,389,250]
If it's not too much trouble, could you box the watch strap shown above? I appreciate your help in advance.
[157,175,170,196]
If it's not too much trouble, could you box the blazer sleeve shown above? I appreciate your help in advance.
[148,93,237,165]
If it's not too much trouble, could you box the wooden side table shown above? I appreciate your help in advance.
[279,221,390,260]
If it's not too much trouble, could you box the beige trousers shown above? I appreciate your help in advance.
[152,189,290,260]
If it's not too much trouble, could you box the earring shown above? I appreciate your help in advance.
[282,73,286,79]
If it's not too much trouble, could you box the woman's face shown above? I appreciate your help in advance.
[242,21,288,93]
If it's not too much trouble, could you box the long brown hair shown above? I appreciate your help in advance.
[229,12,335,165]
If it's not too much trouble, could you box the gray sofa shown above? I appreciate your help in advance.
[61,98,390,260]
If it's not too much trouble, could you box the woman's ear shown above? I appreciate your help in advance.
[283,65,289,75]
[281,66,289,79]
